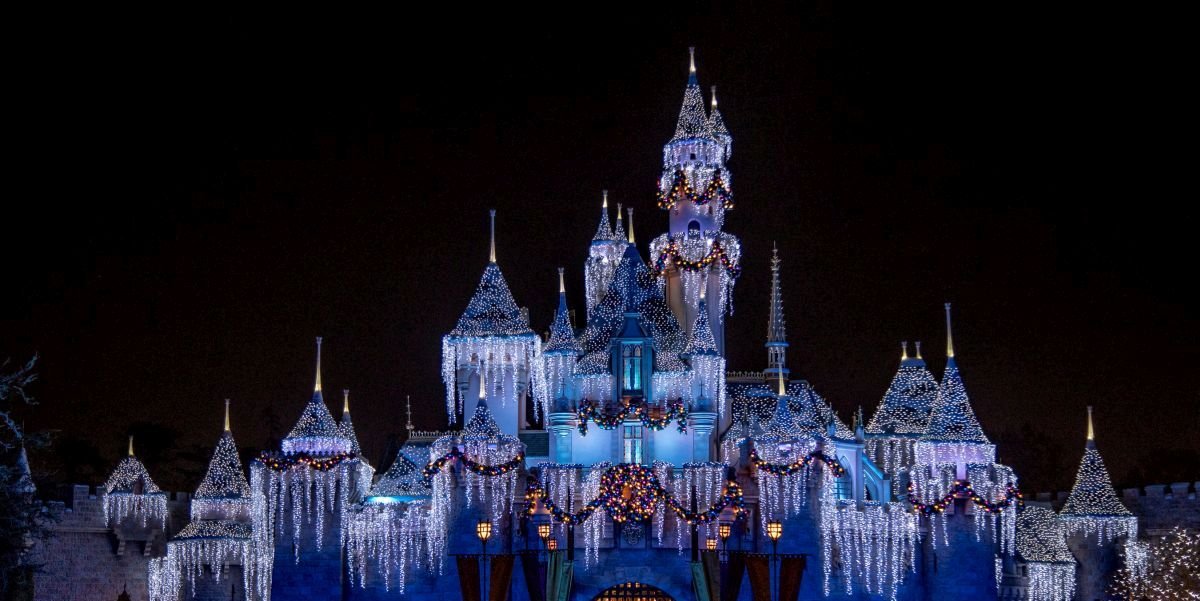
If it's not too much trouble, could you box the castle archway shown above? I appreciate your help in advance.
[593,581,674,600]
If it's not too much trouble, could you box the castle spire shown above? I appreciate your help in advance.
[766,244,789,379]
[558,266,565,294]
[489,209,497,264]
[593,190,615,241]
[626,207,635,244]
[673,48,712,140]
[944,303,955,359]
[777,364,787,397]
[343,389,351,415]
[915,340,923,359]
[224,399,231,432]
[128,435,134,457]
[545,268,581,356]
[1086,405,1095,448]
[478,363,488,401]
[314,336,323,392]
[406,395,414,433]
[614,202,626,241]
[901,341,909,361]
[709,85,732,157]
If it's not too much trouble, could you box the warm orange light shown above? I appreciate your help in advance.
[766,520,783,542]
[547,539,558,551]
[718,523,731,541]
[537,523,552,541]
[706,537,718,551]
[476,520,493,542]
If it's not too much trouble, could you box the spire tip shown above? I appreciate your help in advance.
[128,435,134,456]
[224,399,231,432]
[1086,406,1095,441]
[314,337,324,392]
[558,267,565,294]
[901,341,909,360]
[343,389,350,414]
[944,303,955,358]
[488,210,497,264]
[626,207,635,244]
[688,47,696,73]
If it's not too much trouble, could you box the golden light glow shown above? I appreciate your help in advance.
[626,207,635,244]
[1089,403,1099,441]
[223,398,231,432]
[547,539,558,551]
[314,336,323,392]
[537,523,552,540]
[476,520,493,542]
[489,209,497,264]
[128,435,134,457]
[689,46,696,73]
[766,520,783,542]
[602,189,608,209]
[558,267,566,294]
[944,303,955,358]
[706,537,718,551]
[718,523,731,540]
[343,389,350,414]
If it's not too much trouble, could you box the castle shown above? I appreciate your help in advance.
[28,49,1194,601]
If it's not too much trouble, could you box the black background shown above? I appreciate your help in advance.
[4,4,1196,495]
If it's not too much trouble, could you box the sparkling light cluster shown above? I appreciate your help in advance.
[920,359,989,444]
[1109,527,1199,601]
[442,261,548,422]
[1016,507,1076,601]
[648,233,741,319]
[1059,448,1136,543]
[281,389,353,456]
[345,500,428,593]
[819,499,919,601]
[103,452,167,528]
[865,351,939,494]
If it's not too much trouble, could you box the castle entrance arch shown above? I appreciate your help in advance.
[593,581,674,600]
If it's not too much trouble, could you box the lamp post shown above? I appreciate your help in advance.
[477,520,493,601]
[537,523,552,561]
[766,520,783,601]
[718,523,731,562]
[706,537,718,551]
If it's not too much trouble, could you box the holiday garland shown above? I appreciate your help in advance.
[748,448,847,478]
[258,451,356,472]
[523,463,747,526]
[421,447,526,484]
[576,399,689,435]
[653,239,741,278]
[906,479,1024,515]
[656,168,733,210]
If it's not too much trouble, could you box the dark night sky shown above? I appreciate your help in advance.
[4,5,1197,495]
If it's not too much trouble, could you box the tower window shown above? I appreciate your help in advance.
[621,343,643,394]
[623,425,643,464]
[689,152,696,160]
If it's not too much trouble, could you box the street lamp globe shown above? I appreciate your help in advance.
[766,520,783,542]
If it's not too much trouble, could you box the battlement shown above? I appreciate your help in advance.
[1033,481,1199,535]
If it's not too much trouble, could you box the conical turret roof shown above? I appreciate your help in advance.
[672,49,713,141]
[339,390,362,455]
[1061,408,1131,517]
[593,191,615,242]
[867,344,938,435]
[920,358,989,443]
[286,389,342,441]
[449,263,535,338]
[194,429,250,500]
[708,85,731,156]
[685,297,720,357]
[545,269,580,356]
[103,440,162,495]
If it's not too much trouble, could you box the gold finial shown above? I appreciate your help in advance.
[489,209,497,264]
[901,341,909,360]
[777,368,786,397]
[1086,406,1094,441]
[915,340,923,359]
[626,207,635,244]
[616,203,623,222]
[343,389,350,414]
[689,47,696,73]
[558,267,565,294]
[314,336,323,392]
[602,189,608,209]
[944,303,955,358]
[224,399,231,432]
[128,435,134,456]
[711,85,718,109]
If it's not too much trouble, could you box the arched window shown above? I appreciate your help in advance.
[621,343,642,394]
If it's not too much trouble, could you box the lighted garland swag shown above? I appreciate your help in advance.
[523,463,748,526]
[421,447,526,483]
[258,451,357,471]
[656,168,733,210]
[906,480,1024,515]
[653,240,741,278]
[577,399,689,435]
[747,448,847,478]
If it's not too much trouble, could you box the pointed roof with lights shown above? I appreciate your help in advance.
[545,268,581,356]
[103,436,163,495]
[1017,506,1076,563]
[685,292,720,357]
[339,390,362,455]
[867,341,939,435]
[921,304,989,443]
[448,210,536,339]
[708,85,731,157]
[283,338,345,450]
[672,47,714,141]
[592,190,615,242]
[369,443,432,499]
[1060,407,1132,518]
[194,400,251,501]
[575,242,687,374]
[613,202,626,243]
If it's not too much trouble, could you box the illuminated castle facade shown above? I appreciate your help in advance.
[32,50,1158,601]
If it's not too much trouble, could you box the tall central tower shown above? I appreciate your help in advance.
[649,48,741,356]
